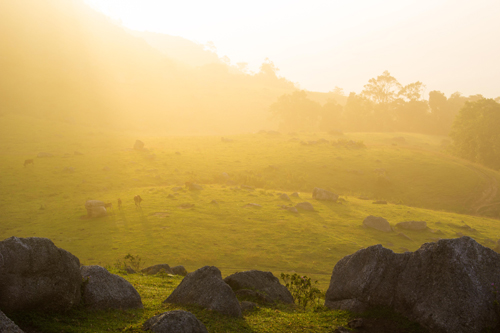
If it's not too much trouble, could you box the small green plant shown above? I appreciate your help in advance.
[281,273,323,310]
[124,253,144,272]
[114,254,145,273]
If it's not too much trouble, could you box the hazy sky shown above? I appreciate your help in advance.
[84,0,500,98]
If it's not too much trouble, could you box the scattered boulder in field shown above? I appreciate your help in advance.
[0,237,81,312]
[164,266,241,317]
[224,270,294,304]
[363,215,392,232]
[243,203,261,208]
[143,310,208,333]
[172,265,188,276]
[80,265,143,310]
[187,183,203,191]
[85,200,107,218]
[209,200,219,205]
[295,202,315,211]
[134,140,145,150]
[179,203,195,209]
[396,221,427,231]
[241,185,255,190]
[74,151,84,155]
[172,186,184,192]
[37,152,53,158]
[372,200,387,205]
[312,188,338,201]
[281,205,298,214]
[280,193,291,201]
[240,301,258,312]
[325,237,500,333]
[167,194,176,199]
[142,264,174,275]
[0,310,25,333]
[290,192,300,198]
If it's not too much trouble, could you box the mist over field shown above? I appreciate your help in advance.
[1,0,500,332]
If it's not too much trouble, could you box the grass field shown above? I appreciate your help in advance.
[1,113,500,331]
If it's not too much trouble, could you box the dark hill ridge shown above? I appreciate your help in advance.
[0,0,296,134]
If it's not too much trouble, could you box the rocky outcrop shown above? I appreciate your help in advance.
[85,200,107,218]
[80,265,143,310]
[142,264,174,275]
[0,310,24,333]
[325,237,500,333]
[164,266,241,317]
[362,215,392,232]
[395,221,427,231]
[133,140,145,150]
[143,310,208,333]
[312,188,338,201]
[224,270,294,304]
[0,237,81,312]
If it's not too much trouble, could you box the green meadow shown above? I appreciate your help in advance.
[1,113,500,289]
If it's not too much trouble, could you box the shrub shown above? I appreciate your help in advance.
[281,273,323,309]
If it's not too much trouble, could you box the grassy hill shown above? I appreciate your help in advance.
[1,114,500,291]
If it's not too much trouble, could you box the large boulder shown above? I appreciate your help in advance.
[395,221,427,231]
[163,266,241,317]
[80,265,143,310]
[142,264,174,275]
[312,188,338,201]
[224,270,294,304]
[0,237,81,312]
[143,310,208,333]
[85,200,107,218]
[0,310,24,333]
[325,237,500,333]
[362,215,392,232]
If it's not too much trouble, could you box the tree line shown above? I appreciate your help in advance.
[270,71,498,136]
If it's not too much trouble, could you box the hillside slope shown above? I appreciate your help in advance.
[0,0,296,134]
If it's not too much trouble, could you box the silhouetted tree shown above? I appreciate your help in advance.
[450,98,500,169]
[319,99,343,131]
[269,90,321,132]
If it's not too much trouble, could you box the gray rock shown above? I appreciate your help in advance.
[325,237,500,333]
[0,310,24,333]
[295,202,315,211]
[142,264,174,275]
[280,193,291,201]
[134,140,145,150]
[312,188,338,201]
[172,265,188,276]
[85,200,107,218]
[290,192,300,198]
[143,310,208,333]
[396,221,427,230]
[164,266,241,317]
[0,237,81,312]
[372,200,388,204]
[363,215,392,232]
[188,183,203,191]
[240,301,258,312]
[80,265,143,310]
[235,289,273,303]
[224,270,294,304]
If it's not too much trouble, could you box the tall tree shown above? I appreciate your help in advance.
[269,90,321,132]
[450,99,500,169]
[361,70,401,104]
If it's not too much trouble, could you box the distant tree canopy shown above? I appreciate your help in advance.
[269,71,488,135]
[450,99,500,169]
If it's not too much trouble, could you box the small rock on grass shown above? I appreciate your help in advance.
[143,310,208,333]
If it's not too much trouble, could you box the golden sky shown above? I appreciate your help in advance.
[84,0,500,98]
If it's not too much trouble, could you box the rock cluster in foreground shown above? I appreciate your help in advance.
[325,236,500,333]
